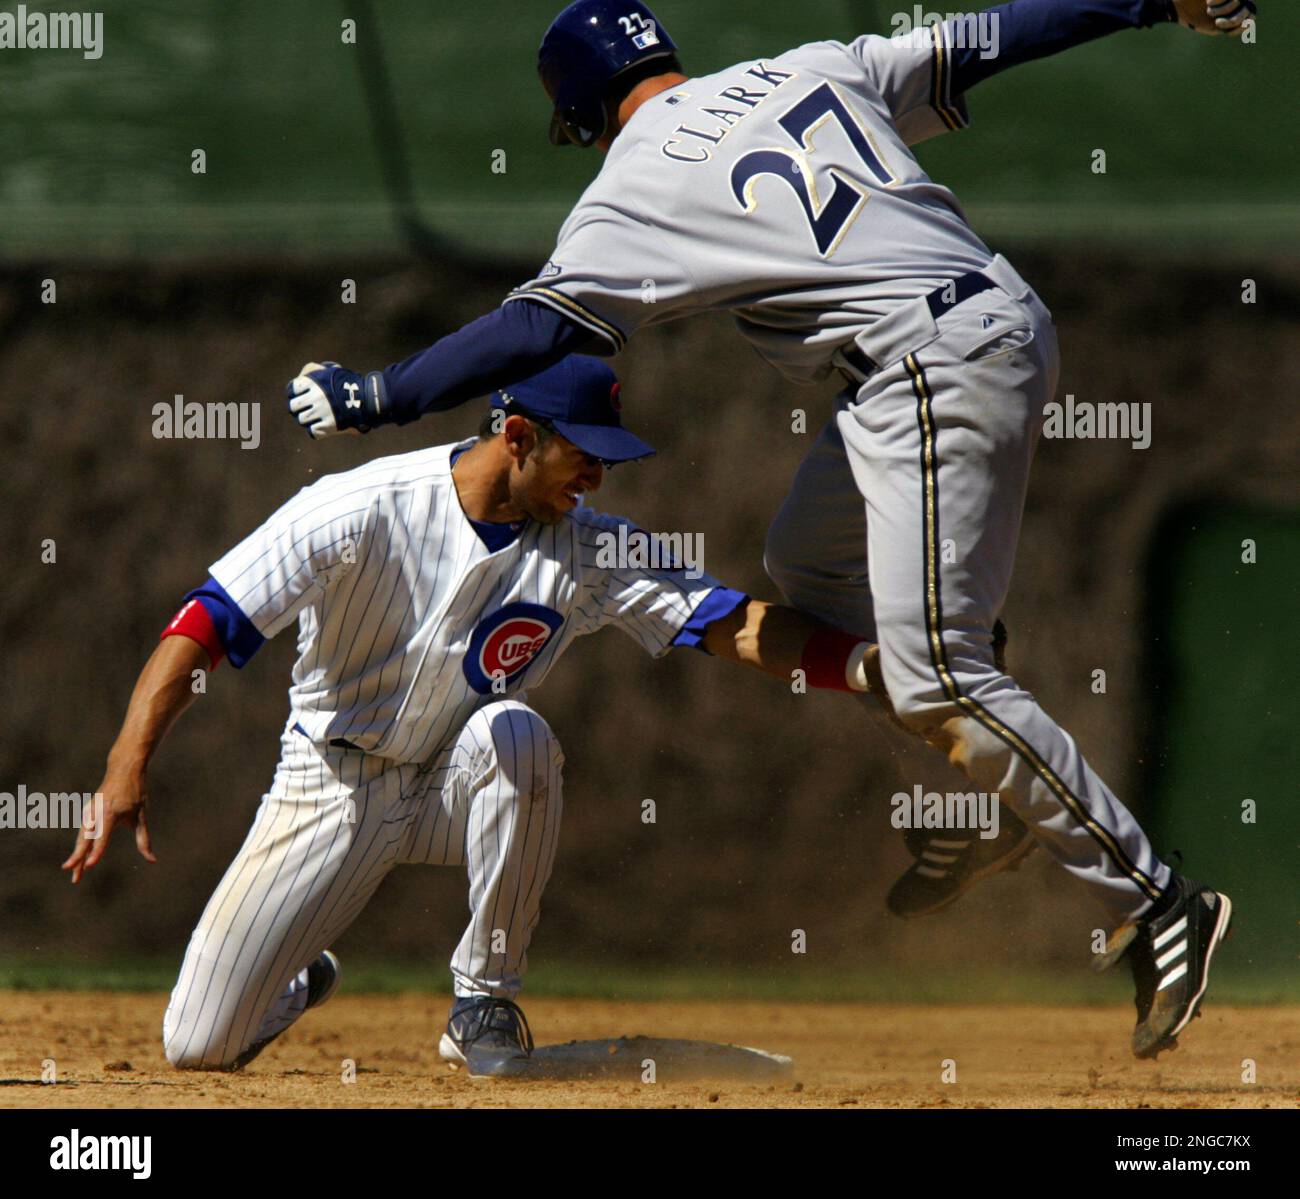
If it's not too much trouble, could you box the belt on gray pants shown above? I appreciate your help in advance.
[837,268,999,385]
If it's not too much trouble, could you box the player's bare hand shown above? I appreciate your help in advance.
[285,361,389,438]
[1170,0,1256,35]
[61,767,156,884]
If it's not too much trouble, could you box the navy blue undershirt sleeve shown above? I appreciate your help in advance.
[671,587,750,654]
[947,0,1172,95]
[184,576,266,669]
[380,300,601,427]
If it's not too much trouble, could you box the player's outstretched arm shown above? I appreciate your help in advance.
[61,635,211,883]
[702,599,883,694]
[286,301,598,439]
[937,0,1254,96]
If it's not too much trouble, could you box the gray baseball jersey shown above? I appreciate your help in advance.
[507,21,1171,927]
[507,27,993,383]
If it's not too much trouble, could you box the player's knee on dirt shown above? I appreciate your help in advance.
[162,1031,198,1070]
[162,971,269,1071]
[475,701,563,796]
[163,1043,230,1071]
[162,1022,242,1071]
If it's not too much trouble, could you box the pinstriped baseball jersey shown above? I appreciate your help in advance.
[207,440,724,764]
[506,26,993,384]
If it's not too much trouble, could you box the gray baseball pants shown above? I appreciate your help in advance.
[765,255,1170,925]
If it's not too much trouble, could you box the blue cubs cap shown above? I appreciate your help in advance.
[490,356,655,465]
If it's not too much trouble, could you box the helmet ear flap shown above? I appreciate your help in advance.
[550,85,607,147]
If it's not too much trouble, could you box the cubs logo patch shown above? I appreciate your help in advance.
[463,602,563,695]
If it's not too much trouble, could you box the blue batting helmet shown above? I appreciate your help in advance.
[539,1,678,148]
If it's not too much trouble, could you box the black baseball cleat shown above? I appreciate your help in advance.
[227,949,341,1070]
[304,949,343,1008]
[886,803,1037,919]
[439,996,534,1071]
[1093,875,1234,1060]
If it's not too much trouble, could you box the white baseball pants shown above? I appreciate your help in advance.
[162,700,563,1069]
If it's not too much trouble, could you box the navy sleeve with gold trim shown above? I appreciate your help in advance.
[845,25,970,148]
[850,0,1172,145]
[943,0,1174,94]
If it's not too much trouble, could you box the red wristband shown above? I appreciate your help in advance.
[161,599,225,669]
[800,627,868,692]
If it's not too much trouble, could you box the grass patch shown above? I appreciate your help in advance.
[2,956,1292,1005]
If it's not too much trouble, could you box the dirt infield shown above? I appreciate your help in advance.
[2,992,1296,1109]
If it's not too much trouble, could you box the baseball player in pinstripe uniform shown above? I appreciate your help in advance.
[283,1,1248,1058]
[65,356,889,1072]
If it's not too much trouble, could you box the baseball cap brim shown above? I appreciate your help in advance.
[551,419,656,464]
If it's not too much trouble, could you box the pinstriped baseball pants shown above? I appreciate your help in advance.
[162,700,563,1070]
[765,285,1171,926]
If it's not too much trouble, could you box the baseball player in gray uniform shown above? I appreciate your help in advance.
[66,356,889,1071]
[284,1,1251,1058]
